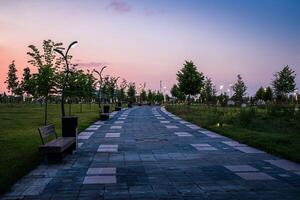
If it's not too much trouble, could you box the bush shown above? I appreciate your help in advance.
[238,107,256,126]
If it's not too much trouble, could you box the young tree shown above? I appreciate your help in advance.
[231,74,247,106]
[264,86,273,102]
[155,91,164,104]
[176,61,204,105]
[21,67,33,96]
[255,87,265,100]
[5,60,19,96]
[127,82,136,103]
[170,84,185,102]
[140,89,147,103]
[147,90,155,104]
[27,39,62,125]
[116,79,127,103]
[272,66,296,102]
[200,77,216,104]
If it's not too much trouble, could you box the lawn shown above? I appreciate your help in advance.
[166,104,300,164]
[0,103,101,194]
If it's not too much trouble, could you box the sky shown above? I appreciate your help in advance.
[0,0,299,95]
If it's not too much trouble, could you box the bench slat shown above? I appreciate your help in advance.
[39,137,75,153]
[38,124,56,139]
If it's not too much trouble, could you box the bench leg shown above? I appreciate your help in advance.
[44,153,63,164]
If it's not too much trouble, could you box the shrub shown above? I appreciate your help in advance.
[238,107,256,126]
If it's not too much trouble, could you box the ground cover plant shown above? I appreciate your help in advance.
[166,104,300,164]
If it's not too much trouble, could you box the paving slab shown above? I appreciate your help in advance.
[3,106,300,200]
[236,172,275,180]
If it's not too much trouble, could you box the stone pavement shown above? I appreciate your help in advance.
[2,106,300,200]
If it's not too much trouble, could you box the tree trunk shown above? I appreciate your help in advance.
[44,96,48,125]
[187,95,191,106]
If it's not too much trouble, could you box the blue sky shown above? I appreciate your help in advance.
[0,0,299,94]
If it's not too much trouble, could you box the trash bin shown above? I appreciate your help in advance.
[103,105,110,113]
[62,116,78,137]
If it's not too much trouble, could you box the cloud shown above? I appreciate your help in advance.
[108,0,131,14]
[75,61,110,69]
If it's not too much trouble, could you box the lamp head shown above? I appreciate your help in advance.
[54,49,64,57]
[69,41,78,49]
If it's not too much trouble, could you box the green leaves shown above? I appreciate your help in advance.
[232,74,247,105]
[272,65,296,101]
[176,61,204,97]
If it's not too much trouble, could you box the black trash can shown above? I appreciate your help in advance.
[103,105,110,113]
[62,116,78,137]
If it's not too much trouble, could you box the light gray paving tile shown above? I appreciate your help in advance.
[222,141,247,147]
[186,124,200,129]
[165,125,178,129]
[118,117,126,120]
[195,146,217,151]
[110,126,122,129]
[265,159,300,171]
[90,125,101,128]
[83,176,116,184]
[114,121,124,124]
[179,121,189,124]
[97,148,118,152]
[174,132,192,137]
[172,117,181,120]
[105,133,121,138]
[86,127,98,131]
[236,172,275,180]
[78,132,94,139]
[235,146,264,154]
[78,143,83,148]
[87,168,116,175]
[157,117,165,120]
[191,144,211,147]
[278,174,291,177]
[94,121,104,125]
[224,165,259,172]
[200,130,223,138]
[100,144,118,148]
[160,121,170,124]
[295,172,300,176]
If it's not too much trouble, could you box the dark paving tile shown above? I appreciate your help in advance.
[4,106,300,200]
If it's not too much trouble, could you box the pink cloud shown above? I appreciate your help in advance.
[108,0,131,13]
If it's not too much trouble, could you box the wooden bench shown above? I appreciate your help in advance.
[38,124,76,163]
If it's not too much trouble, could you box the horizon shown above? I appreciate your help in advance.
[1,0,300,95]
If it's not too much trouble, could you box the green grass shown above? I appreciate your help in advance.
[0,103,102,194]
[166,104,300,164]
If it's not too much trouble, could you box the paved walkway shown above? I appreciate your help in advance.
[2,106,300,200]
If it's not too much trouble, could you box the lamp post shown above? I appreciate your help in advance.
[54,41,78,139]
[93,66,107,108]
[54,41,78,117]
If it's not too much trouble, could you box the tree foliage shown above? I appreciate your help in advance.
[127,82,136,103]
[200,77,216,104]
[176,61,204,104]
[272,66,296,101]
[232,74,247,105]
[5,60,20,96]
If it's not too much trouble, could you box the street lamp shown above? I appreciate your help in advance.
[220,85,224,94]
[54,41,78,139]
[54,41,78,117]
[93,66,108,108]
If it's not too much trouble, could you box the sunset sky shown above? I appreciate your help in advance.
[0,0,299,95]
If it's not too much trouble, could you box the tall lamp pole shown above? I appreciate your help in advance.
[54,41,78,117]
[93,66,107,108]
[114,76,120,103]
